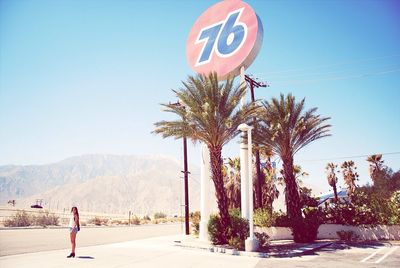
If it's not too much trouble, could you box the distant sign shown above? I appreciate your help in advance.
[186,0,263,79]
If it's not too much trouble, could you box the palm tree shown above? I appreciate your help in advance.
[261,166,279,217]
[340,160,359,200]
[256,93,331,242]
[154,72,257,242]
[223,157,241,209]
[325,163,339,202]
[367,154,384,183]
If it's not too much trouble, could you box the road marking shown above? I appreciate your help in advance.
[360,247,385,263]
[374,246,398,264]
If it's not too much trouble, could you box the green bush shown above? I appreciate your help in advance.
[254,208,274,227]
[273,211,291,227]
[337,230,358,241]
[190,211,201,235]
[207,208,249,250]
[154,212,167,219]
[293,207,324,243]
[4,210,32,227]
[255,232,270,249]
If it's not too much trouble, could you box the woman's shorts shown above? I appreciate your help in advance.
[69,227,79,233]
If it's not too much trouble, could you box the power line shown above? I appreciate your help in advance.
[298,151,400,162]
[255,54,400,76]
[266,67,400,86]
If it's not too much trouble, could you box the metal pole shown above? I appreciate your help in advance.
[183,136,190,235]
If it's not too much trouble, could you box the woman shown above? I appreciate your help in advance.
[67,206,80,258]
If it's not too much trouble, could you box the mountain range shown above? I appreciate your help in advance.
[0,155,200,215]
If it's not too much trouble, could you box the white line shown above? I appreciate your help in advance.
[360,247,386,263]
[375,246,398,264]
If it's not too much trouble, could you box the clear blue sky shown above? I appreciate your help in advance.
[1,0,399,192]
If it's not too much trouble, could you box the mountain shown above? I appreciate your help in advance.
[0,155,200,215]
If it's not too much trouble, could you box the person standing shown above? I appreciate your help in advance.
[67,206,80,258]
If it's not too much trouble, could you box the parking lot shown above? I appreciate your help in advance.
[255,241,399,268]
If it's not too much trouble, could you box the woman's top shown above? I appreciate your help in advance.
[69,214,76,228]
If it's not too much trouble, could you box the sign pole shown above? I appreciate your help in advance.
[239,66,249,220]
[199,143,211,241]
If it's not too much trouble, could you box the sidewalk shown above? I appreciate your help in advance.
[176,236,333,258]
[0,235,260,268]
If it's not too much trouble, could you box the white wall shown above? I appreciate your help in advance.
[255,224,400,241]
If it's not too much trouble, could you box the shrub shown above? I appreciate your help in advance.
[154,212,167,219]
[131,215,141,225]
[34,212,59,226]
[88,217,109,226]
[337,230,358,241]
[293,207,324,243]
[254,208,274,227]
[255,232,270,249]
[273,211,291,227]
[190,211,201,235]
[4,210,32,227]
[207,208,249,250]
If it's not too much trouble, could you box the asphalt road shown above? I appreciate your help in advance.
[0,223,182,257]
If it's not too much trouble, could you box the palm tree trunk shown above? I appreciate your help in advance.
[209,146,230,243]
[282,155,303,240]
[333,183,338,203]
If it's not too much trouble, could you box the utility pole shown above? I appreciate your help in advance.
[182,135,190,235]
[171,101,190,235]
[244,74,268,209]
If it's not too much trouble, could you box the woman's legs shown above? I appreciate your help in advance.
[70,231,76,253]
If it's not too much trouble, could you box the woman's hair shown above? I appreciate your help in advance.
[71,206,79,217]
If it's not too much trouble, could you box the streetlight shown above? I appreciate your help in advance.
[238,123,259,252]
[170,101,190,235]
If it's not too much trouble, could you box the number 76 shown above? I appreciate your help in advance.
[195,8,247,66]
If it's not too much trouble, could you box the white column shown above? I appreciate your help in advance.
[245,127,259,252]
[239,133,249,220]
[239,66,249,220]
[199,143,211,241]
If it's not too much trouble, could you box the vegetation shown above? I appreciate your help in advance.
[254,208,275,228]
[88,216,109,226]
[223,157,241,209]
[154,212,167,219]
[337,230,358,241]
[326,163,339,202]
[323,156,400,226]
[256,93,331,242]
[4,210,59,227]
[208,208,249,250]
[154,72,257,243]
[341,161,359,201]
[190,211,201,235]
[131,216,141,225]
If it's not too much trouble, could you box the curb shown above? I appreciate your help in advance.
[175,241,333,258]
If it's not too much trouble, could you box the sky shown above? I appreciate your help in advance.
[1,0,399,193]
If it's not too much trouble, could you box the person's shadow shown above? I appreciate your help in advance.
[77,256,95,259]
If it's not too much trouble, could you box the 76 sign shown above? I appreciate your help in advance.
[187,0,263,79]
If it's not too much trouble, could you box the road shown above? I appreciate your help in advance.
[0,223,181,256]
[1,226,399,268]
